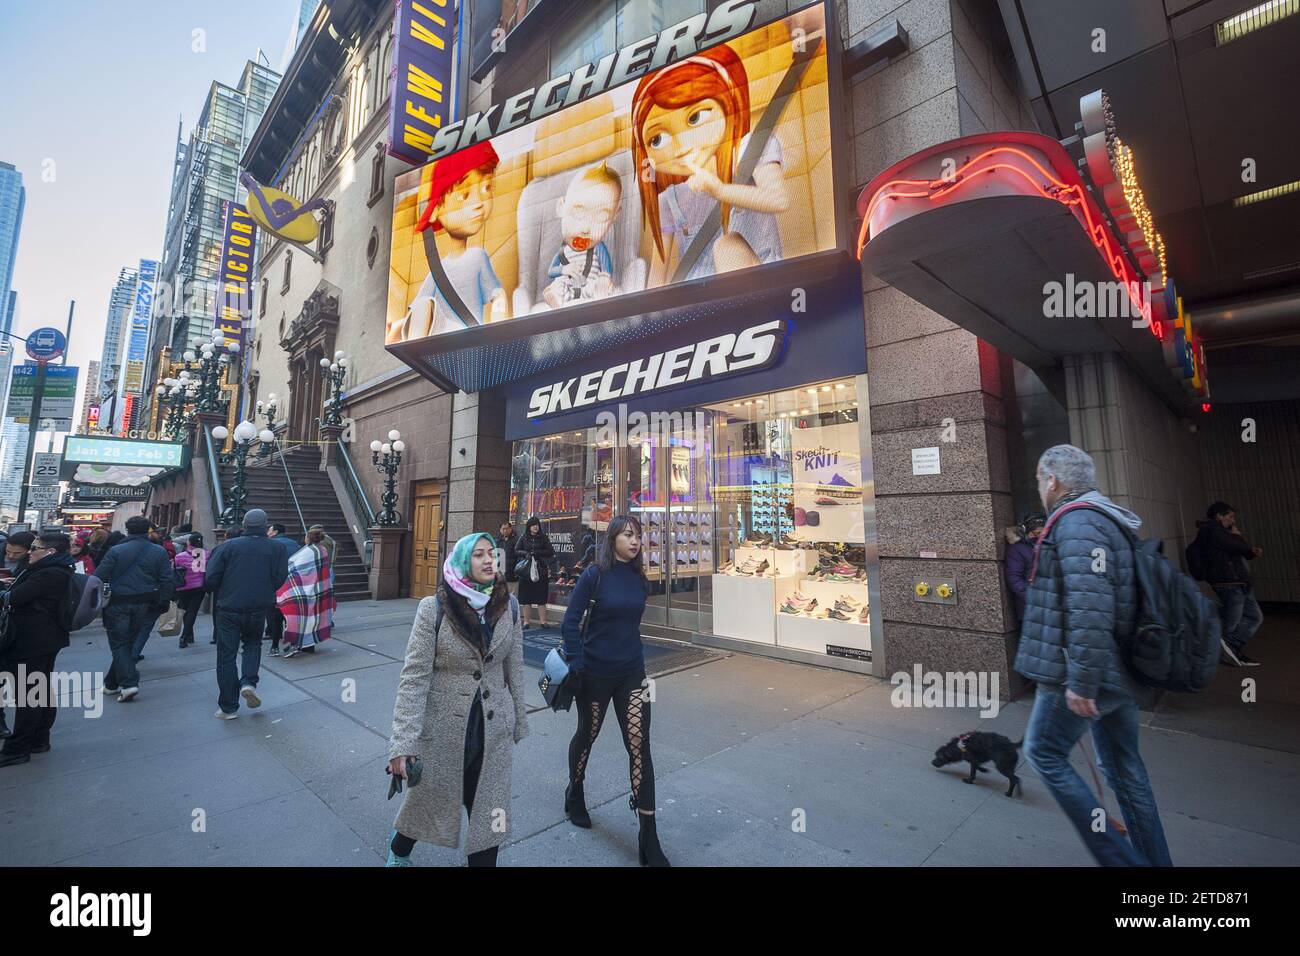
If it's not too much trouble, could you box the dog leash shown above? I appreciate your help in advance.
[1077,734,1128,836]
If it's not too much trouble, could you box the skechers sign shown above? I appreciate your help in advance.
[527,320,786,419]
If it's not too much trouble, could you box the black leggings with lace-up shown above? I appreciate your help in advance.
[568,670,655,812]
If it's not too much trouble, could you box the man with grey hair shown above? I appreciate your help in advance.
[1015,444,1172,866]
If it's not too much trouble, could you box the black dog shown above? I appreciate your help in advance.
[932,732,1023,797]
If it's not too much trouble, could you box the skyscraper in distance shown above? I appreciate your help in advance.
[0,161,25,338]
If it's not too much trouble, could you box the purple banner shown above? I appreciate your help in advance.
[387,0,457,166]
[214,201,257,347]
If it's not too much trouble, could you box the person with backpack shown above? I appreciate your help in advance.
[1191,502,1263,667]
[385,532,528,867]
[0,533,76,767]
[204,509,288,719]
[96,516,175,703]
[1015,444,1172,867]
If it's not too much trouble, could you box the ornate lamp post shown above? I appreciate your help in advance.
[319,350,350,427]
[370,429,405,526]
[212,420,266,526]
[157,368,198,440]
[190,327,240,414]
[255,393,280,458]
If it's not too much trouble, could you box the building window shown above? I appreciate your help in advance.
[368,144,385,205]
[367,225,380,269]
[319,201,335,256]
[281,250,292,294]
[259,278,268,317]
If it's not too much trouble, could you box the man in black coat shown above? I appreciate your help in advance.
[205,509,288,719]
[0,533,75,767]
[1015,444,1171,867]
[1193,502,1263,667]
[96,515,175,702]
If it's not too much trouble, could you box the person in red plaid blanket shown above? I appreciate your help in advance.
[276,527,336,658]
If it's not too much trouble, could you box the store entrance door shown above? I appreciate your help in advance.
[621,412,715,635]
[410,480,444,599]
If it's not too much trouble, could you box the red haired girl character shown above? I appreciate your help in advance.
[632,44,790,286]
[388,140,508,343]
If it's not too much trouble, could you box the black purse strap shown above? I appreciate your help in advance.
[572,569,602,655]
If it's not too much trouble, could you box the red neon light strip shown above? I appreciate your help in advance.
[856,146,1155,336]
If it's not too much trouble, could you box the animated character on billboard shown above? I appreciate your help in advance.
[632,45,790,285]
[542,162,621,309]
[388,140,508,343]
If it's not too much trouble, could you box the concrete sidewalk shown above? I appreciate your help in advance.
[1,601,1296,866]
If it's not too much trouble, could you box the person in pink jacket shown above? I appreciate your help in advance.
[174,533,208,648]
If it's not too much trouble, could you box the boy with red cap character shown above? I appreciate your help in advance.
[391,140,508,341]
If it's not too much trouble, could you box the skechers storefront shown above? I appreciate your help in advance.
[385,1,882,672]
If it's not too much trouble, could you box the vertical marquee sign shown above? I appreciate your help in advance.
[387,0,456,166]
[214,202,257,347]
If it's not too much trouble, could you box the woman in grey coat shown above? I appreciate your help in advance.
[387,532,529,866]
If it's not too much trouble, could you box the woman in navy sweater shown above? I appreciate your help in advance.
[560,514,669,866]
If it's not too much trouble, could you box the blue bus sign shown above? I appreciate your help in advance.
[26,327,67,361]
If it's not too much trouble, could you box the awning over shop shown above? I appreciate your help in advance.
[855,130,1204,410]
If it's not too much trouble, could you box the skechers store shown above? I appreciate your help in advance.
[385,1,881,670]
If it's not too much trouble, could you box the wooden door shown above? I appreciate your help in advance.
[411,481,445,599]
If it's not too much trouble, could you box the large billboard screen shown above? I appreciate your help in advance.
[385,1,838,352]
[124,258,158,393]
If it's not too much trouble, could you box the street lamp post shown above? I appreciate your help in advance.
[370,429,405,526]
[191,327,240,414]
[255,393,279,458]
[212,420,264,526]
[319,350,350,427]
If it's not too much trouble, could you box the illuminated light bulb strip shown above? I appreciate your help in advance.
[856,146,1152,336]
[1111,137,1168,280]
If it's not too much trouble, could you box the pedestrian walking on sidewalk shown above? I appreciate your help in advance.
[1191,501,1264,667]
[560,514,669,866]
[515,516,555,629]
[1016,444,1172,867]
[0,533,75,767]
[205,510,288,720]
[265,523,300,656]
[277,528,335,658]
[128,523,180,662]
[174,534,208,648]
[386,532,528,867]
[95,516,174,703]
[499,522,518,598]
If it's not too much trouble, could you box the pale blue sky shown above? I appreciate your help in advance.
[0,0,301,413]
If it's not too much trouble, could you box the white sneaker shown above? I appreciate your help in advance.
[214,709,239,720]
[118,687,139,702]
[1220,639,1244,667]
[240,685,262,708]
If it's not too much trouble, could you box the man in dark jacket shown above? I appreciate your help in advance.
[205,509,288,719]
[1193,502,1263,667]
[499,522,518,594]
[96,516,175,702]
[0,533,75,766]
[1015,444,1171,867]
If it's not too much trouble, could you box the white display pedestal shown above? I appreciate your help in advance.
[712,572,796,645]
[735,546,806,576]
[771,576,870,654]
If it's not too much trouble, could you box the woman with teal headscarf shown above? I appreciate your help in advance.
[386,532,529,867]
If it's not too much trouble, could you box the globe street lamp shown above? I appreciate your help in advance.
[320,350,350,427]
[196,327,240,413]
[255,393,279,458]
[370,428,405,526]
[213,419,259,526]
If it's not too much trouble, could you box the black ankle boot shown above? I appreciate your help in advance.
[637,813,670,867]
[564,782,592,828]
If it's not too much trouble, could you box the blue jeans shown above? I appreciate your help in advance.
[1024,685,1172,867]
[1216,586,1263,653]
[215,609,266,714]
[104,603,161,690]
[131,610,163,660]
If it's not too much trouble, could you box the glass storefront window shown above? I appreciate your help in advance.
[508,377,875,662]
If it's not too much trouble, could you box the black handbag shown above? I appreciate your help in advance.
[539,570,600,711]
